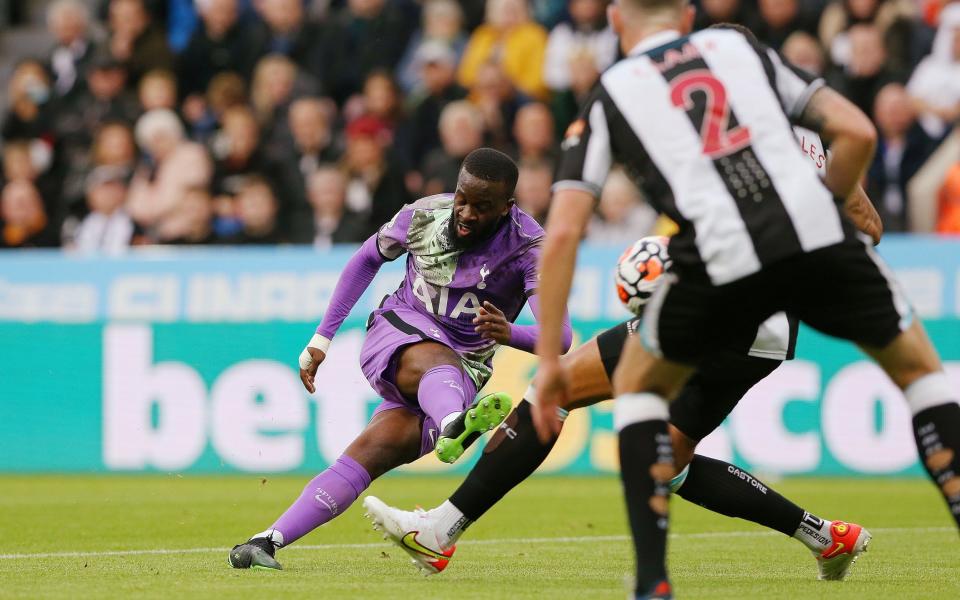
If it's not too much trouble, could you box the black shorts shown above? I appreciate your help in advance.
[596,321,782,441]
[642,235,912,364]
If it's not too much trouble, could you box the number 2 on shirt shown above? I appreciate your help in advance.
[669,69,751,159]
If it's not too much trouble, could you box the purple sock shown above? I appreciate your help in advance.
[267,455,371,546]
[418,364,473,429]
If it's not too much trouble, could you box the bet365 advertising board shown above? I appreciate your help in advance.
[1,238,958,476]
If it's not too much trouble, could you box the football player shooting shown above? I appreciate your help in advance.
[364,237,867,582]
[533,1,960,599]
[228,148,572,570]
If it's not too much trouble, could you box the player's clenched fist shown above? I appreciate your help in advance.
[298,334,331,393]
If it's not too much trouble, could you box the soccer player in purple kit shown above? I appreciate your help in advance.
[228,148,572,570]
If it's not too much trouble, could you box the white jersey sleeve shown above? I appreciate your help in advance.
[792,126,828,178]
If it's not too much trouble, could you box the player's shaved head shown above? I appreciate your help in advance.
[461,148,519,197]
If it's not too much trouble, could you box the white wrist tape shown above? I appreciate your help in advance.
[299,334,332,370]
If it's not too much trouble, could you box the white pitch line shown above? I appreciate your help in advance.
[0,527,952,561]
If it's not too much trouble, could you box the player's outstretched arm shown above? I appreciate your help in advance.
[533,187,594,441]
[799,86,877,201]
[299,234,390,392]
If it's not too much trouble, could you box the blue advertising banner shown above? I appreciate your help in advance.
[1,236,959,475]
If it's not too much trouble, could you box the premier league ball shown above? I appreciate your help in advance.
[614,236,672,315]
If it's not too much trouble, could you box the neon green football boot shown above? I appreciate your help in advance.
[434,391,512,464]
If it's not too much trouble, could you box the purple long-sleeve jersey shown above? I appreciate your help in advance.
[316,194,571,380]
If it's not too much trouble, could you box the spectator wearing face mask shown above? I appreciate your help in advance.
[0,180,58,248]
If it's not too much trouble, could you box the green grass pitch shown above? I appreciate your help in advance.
[1,475,958,599]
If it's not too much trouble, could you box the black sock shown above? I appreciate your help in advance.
[913,402,960,527]
[449,400,558,521]
[619,420,671,593]
[676,455,804,536]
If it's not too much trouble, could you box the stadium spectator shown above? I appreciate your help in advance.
[514,158,553,224]
[359,70,411,161]
[221,177,284,244]
[782,31,827,76]
[183,71,249,142]
[59,120,138,212]
[0,180,57,248]
[468,61,527,151]
[421,100,485,196]
[587,167,658,244]
[64,165,139,253]
[178,0,258,97]
[407,41,468,161]
[154,186,217,244]
[210,105,266,197]
[0,141,63,220]
[251,54,319,159]
[270,96,340,238]
[819,0,930,79]
[341,115,411,237]
[45,0,94,100]
[3,60,56,143]
[755,0,818,50]
[396,0,467,93]
[138,69,178,112]
[306,166,370,246]
[249,0,325,77]
[907,3,960,138]
[458,0,549,101]
[321,0,417,104]
[543,0,617,93]
[106,0,174,86]
[692,0,761,31]
[512,102,556,163]
[127,109,213,233]
[826,24,898,116]
[867,83,937,231]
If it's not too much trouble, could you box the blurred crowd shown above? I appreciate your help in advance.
[1,0,960,251]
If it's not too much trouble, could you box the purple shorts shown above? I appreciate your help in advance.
[359,306,479,457]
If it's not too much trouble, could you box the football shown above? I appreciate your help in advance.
[614,236,672,315]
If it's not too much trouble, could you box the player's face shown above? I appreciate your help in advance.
[451,170,513,246]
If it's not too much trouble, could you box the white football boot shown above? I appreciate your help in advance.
[362,495,455,576]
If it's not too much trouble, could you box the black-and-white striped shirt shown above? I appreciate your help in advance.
[555,28,848,285]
